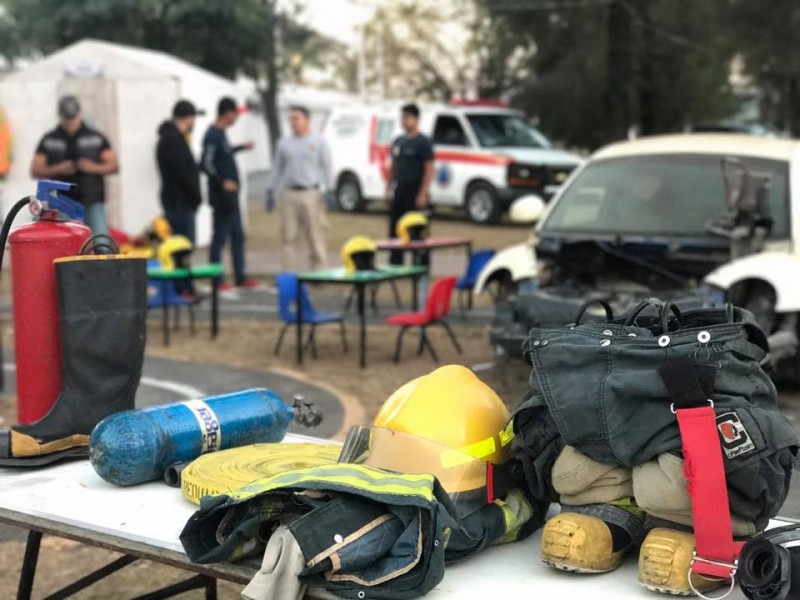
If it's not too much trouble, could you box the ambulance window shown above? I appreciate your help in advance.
[433,116,468,146]
[376,118,395,144]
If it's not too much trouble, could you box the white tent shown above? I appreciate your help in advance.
[0,39,265,246]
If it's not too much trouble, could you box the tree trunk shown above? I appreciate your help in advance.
[605,0,635,140]
[262,0,281,155]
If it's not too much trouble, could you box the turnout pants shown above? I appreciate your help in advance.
[389,185,419,265]
[280,189,329,272]
[551,446,757,537]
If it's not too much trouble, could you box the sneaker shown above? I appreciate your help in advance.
[218,282,235,293]
[237,278,266,291]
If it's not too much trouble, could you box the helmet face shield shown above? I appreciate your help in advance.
[338,426,492,518]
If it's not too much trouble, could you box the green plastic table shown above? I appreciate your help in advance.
[297,266,427,368]
[147,263,223,346]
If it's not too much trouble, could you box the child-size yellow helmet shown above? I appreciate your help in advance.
[341,235,377,273]
[157,235,193,271]
[396,211,429,243]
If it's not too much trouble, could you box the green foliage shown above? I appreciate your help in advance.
[728,0,800,136]
[484,0,737,149]
[0,0,269,79]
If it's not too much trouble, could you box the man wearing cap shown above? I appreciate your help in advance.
[157,100,202,244]
[31,95,118,235]
[201,96,260,291]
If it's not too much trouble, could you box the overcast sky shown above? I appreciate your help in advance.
[286,0,375,46]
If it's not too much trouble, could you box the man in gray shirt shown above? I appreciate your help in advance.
[268,106,333,271]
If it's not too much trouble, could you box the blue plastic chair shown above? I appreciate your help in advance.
[456,249,496,313]
[274,273,348,358]
[147,260,195,337]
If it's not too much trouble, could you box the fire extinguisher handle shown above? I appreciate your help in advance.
[35,180,85,222]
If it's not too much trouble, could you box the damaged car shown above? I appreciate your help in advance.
[482,134,800,377]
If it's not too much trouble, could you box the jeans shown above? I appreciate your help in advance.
[209,206,246,285]
[164,208,197,245]
[83,202,109,238]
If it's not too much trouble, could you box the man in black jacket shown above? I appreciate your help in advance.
[157,100,202,243]
[201,97,259,291]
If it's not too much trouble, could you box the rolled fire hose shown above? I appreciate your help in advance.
[179,442,341,504]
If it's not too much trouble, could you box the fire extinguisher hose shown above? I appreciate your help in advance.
[0,197,31,271]
[179,442,341,504]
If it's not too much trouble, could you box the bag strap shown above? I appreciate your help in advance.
[624,298,680,333]
[574,299,613,325]
[659,357,744,594]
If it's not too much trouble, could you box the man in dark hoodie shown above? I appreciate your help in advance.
[157,100,202,244]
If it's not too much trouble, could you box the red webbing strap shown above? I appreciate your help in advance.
[675,405,745,580]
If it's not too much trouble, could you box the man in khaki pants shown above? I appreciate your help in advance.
[268,106,332,271]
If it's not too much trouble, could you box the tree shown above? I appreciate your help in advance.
[727,0,800,136]
[0,0,270,79]
[483,0,737,149]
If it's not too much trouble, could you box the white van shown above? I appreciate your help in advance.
[323,102,583,224]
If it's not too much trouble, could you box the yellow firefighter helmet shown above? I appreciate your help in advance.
[341,365,512,514]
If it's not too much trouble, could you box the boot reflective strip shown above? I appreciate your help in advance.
[230,464,436,502]
[183,400,222,453]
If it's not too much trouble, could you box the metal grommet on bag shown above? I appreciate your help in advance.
[658,335,671,347]
[358,591,366,599]
[600,339,611,347]
[334,534,344,544]
[533,340,540,346]
[628,333,637,337]
[603,329,613,336]
[542,340,548,346]
[697,331,711,344]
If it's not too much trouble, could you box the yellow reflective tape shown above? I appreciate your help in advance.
[499,421,515,446]
[229,464,435,502]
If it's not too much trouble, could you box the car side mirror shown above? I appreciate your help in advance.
[509,195,546,223]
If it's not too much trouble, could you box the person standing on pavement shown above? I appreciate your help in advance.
[156,100,202,244]
[31,95,118,235]
[201,97,261,291]
[385,103,434,265]
[268,105,333,272]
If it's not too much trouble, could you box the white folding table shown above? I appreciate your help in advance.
[0,434,763,599]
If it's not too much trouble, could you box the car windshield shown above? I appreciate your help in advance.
[542,154,790,239]
[466,114,552,149]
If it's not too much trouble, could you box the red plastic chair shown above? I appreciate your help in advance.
[385,276,462,362]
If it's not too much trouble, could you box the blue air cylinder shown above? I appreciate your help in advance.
[89,388,295,486]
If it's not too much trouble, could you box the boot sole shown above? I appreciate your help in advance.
[0,446,88,468]
[640,582,694,596]
[541,559,612,574]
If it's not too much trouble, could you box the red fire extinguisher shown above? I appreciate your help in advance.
[1,181,90,424]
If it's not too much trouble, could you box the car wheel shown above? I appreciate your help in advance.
[336,173,365,213]
[466,182,502,224]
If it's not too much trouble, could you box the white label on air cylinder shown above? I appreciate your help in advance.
[183,399,222,453]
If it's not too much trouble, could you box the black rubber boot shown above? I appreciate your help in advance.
[0,255,147,467]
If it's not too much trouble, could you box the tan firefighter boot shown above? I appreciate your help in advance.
[639,528,728,595]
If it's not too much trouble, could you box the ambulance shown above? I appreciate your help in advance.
[323,101,583,224]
